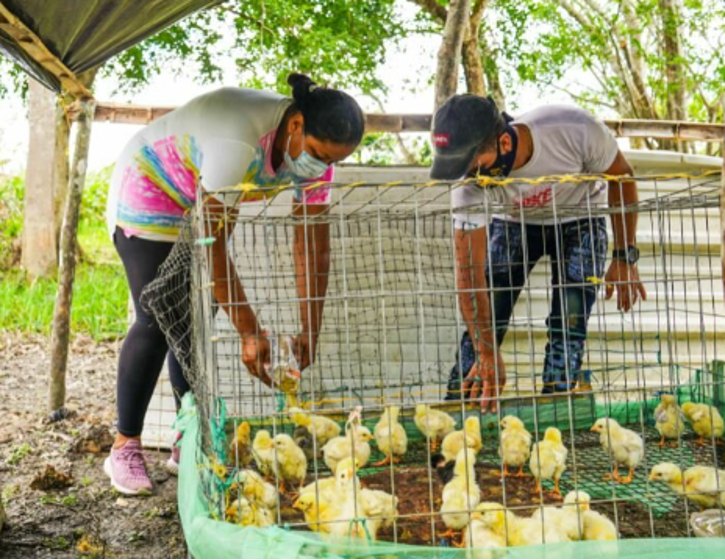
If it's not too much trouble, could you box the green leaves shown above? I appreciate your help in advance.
[102,0,403,96]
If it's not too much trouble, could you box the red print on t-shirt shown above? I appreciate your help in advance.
[514,184,553,207]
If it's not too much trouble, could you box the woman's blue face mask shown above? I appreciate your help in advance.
[284,134,330,179]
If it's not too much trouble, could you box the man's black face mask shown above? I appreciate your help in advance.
[471,124,519,178]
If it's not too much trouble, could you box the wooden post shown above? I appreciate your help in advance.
[48,98,96,415]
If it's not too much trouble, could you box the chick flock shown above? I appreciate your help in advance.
[220,394,724,551]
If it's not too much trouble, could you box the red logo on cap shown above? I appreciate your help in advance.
[433,133,450,147]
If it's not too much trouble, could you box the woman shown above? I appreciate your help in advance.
[104,73,364,495]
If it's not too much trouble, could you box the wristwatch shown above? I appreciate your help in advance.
[612,245,640,265]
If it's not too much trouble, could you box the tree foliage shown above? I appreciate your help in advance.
[494,0,725,126]
[104,0,404,95]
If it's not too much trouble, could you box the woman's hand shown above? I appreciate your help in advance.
[461,350,506,413]
[241,334,273,387]
[292,333,316,372]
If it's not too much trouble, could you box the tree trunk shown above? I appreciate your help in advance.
[48,98,96,414]
[658,0,686,152]
[435,0,472,110]
[479,38,506,110]
[461,35,485,96]
[22,79,70,279]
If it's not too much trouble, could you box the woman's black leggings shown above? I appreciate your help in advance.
[114,227,190,437]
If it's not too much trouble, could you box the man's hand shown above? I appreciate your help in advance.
[292,333,316,372]
[605,260,647,312]
[462,350,506,413]
[241,334,273,387]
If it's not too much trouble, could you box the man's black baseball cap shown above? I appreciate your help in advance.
[430,94,502,180]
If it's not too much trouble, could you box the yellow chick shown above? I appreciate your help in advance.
[439,447,481,544]
[466,503,507,552]
[537,502,583,541]
[289,407,342,450]
[228,421,253,467]
[360,488,399,532]
[649,462,725,509]
[653,395,685,448]
[498,415,532,478]
[231,469,277,510]
[299,475,339,503]
[682,402,724,446]
[299,457,358,504]
[483,504,567,547]
[293,459,371,540]
[414,404,456,452]
[373,406,408,467]
[321,423,374,473]
[271,433,308,493]
[441,416,483,462]
[333,457,394,541]
[529,427,568,497]
[225,495,275,527]
[293,493,342,534]
[563,490,617,541]
[524,507,573,544]
[473,502,516,546]
[590,418,643,484]
[252,429,275,477]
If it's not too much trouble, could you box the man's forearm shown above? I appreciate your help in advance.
[609,179,638,249]
[455,227,495,355]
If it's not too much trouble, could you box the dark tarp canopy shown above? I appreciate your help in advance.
[0,0,223,96]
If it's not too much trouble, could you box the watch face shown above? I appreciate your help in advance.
[627,246,640,264]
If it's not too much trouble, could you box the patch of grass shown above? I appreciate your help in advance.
[6,442,33,465]
[43,536,71,551]
[2,484,20,503]
[0,167,127,341]
[40,493,78,507]
[0,257,128,341]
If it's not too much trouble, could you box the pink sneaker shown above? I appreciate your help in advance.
[166,432,182,476]
[104,440,153,495]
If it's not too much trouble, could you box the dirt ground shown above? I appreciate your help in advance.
[0,333,186,559]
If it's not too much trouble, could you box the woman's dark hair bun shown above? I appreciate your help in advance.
[286,72,364,147]
[288,73,318,104]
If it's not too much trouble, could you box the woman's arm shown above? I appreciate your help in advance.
[291,202,330,370]
[203,195,272,386]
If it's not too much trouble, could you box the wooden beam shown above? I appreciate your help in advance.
[88,101,725,142]
[0,2,92,100]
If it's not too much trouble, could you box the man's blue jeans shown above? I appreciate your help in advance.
[447,217,608,398]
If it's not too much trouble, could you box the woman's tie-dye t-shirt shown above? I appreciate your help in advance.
[106,87,333,242]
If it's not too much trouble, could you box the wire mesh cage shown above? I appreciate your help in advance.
[143,160,725,556]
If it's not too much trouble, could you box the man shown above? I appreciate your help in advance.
[431,95,647,412]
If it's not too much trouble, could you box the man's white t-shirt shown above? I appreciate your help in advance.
[451,105,620,228]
